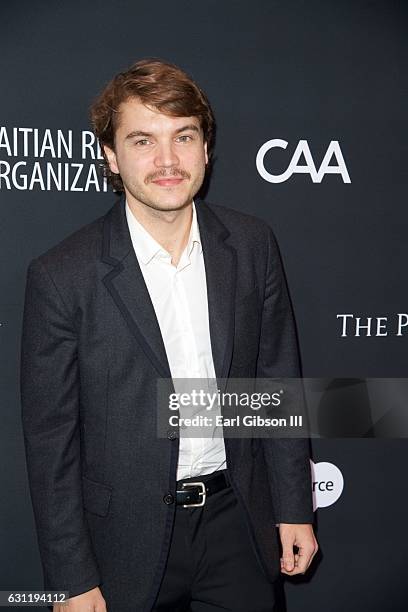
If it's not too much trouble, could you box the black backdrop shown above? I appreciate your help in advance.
[1,1,407,610]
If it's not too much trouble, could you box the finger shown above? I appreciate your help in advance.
[293,548,309,574]
[281,531,298,572]
[280,553,295,571]
[280,543,295,572]
[281,552,300,575]
[292,543,317,574]
[281,557,304,576]
[304,541,318,570]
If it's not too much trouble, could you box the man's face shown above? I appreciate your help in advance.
[104,97,208,212]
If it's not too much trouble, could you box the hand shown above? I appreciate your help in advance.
[53,586,106,611]
[278,523,318,576]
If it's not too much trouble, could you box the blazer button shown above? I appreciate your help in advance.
[163,492,174,505]
[167,430,177,440]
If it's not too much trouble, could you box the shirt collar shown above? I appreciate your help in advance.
[187,200,203,257]
[125,199,202,266]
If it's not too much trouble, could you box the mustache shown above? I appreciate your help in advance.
[145,168,191,183]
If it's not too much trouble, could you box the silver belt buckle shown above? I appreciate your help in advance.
[181,481,206,507]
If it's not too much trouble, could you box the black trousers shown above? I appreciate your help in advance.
[152,470,276,612]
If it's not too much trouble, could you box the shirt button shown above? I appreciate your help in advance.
[163,492,174,505]
[167,430,178,440]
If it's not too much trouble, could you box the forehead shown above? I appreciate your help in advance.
[115,97,201,132]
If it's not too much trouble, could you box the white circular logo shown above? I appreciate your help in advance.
[310,460,344,510]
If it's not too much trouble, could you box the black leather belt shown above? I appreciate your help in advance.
[176,471,230,507]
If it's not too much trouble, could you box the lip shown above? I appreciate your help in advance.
[152,178,184,187]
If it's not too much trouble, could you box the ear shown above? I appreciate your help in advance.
[103,144,120,175]
[204,140,209,165]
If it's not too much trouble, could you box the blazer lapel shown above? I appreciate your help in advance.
[101,195,171,378]
[196,200,237,389]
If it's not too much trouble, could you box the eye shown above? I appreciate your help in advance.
[136,139,151,146]
[176,134,193,143]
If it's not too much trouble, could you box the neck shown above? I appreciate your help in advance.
[126,195,193,267]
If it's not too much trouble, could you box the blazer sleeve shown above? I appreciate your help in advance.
[20,257,101,597]
[256,227,315,525]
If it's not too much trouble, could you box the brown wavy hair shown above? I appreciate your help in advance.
[89,58,216,192]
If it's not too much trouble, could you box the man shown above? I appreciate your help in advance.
[21,59,318,612]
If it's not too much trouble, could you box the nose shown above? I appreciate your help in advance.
[154,140,180,168]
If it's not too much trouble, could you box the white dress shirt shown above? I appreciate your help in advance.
[125,200,227,480]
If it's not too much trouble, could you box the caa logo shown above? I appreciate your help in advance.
[310,460,344,511]
[256,139,351,183]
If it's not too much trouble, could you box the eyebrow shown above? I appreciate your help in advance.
[125,124,200,140]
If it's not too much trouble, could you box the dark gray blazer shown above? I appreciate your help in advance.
[20,195,314,612]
